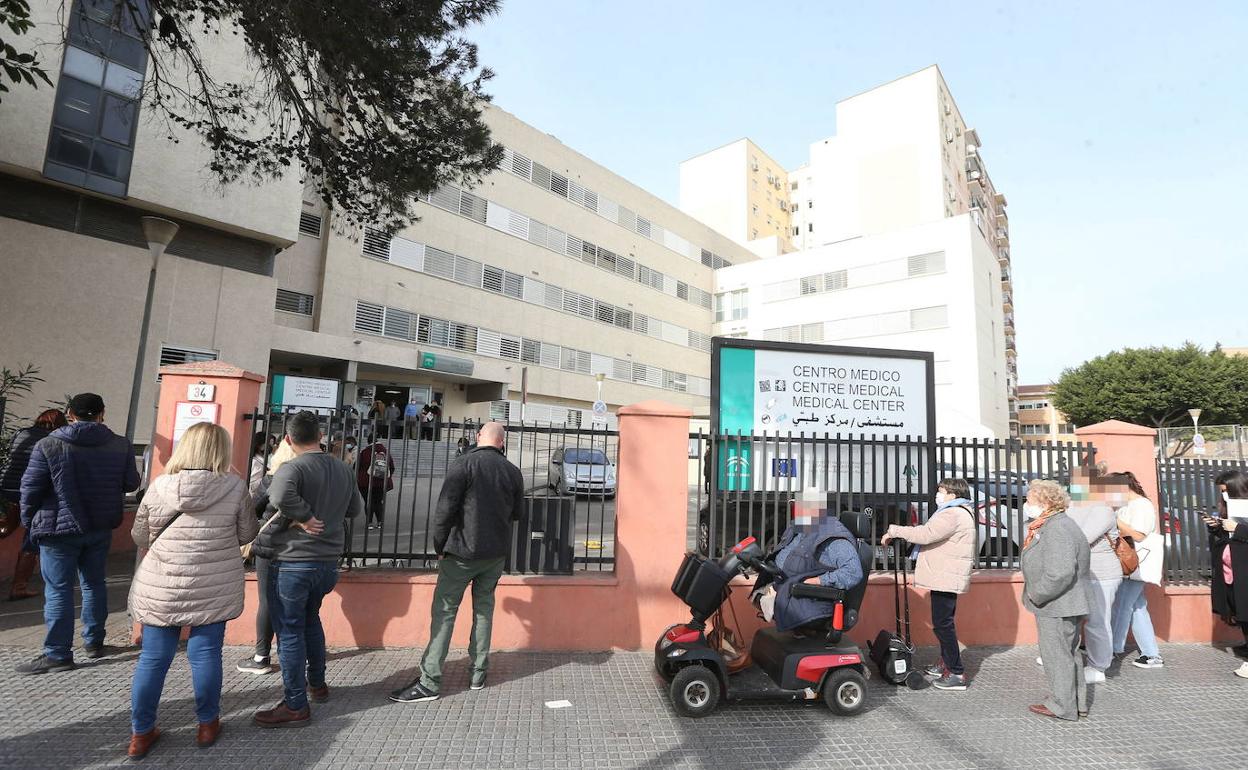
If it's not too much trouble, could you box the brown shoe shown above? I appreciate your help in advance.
[127,728,161,760]
[1028,704,1060,719]
[253,701,311,728]
[8,551,39,600]
[309,685,329,703]
[196,719,222,748]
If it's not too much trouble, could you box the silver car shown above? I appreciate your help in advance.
[549,447,616,497]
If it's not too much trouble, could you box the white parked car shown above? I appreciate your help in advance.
[549,447,616,497]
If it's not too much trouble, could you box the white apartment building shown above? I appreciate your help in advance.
[0,0,756,441]
[713,215,1008,438]
[690,65,1019,437]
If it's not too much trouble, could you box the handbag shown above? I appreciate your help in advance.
[1106,533,1139,577]
[242,511,284,559]
[0,500,19,539]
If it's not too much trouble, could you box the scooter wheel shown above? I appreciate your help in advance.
[822,668,867,716]
[669,665,720,718]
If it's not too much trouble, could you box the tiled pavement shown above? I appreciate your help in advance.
[2,559,1247,768]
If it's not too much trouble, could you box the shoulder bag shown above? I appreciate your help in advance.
[1106,533,1139,576]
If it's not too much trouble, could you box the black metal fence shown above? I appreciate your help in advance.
[1157,458,1248,583]
[247,408,618,574]
[690,431,1096,571]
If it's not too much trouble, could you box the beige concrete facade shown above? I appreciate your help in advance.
[0,3,757,440]
[1016,384,1076,441]
[679,138,791,253]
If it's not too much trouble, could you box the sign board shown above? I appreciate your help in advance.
[173,401,220,447]
[592,400,607,422]
[186,383,215,402]
[419,351,474,376]
[270,374,340,411]
[1193,433,1206,455]
[711,338,936,494]
[771,458,798,478]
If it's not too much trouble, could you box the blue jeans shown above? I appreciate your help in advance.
[268,560,337,710]
[1111,578,1160,658]
[130,623,225,734]
[39,530,111,660]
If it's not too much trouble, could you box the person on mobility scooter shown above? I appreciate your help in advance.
[656,497,875,718]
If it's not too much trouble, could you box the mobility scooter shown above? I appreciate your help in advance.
[655,511,875,717]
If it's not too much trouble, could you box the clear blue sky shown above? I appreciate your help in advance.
[471,0,1247,384]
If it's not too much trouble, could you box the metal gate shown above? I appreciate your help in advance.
[691,430,1096,570]
[246,407,618,574]
[1156,458,1248,583]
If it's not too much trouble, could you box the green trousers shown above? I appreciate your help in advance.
[419,555,506,693]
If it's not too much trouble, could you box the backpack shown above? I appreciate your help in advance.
[370,445,390,479]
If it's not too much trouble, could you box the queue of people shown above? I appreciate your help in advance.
[3,393,1246,749]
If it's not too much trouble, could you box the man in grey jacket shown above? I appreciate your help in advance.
[1021,480,1093,721]
[253,411,363,728]
[390,422,524,703]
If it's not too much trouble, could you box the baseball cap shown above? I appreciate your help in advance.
[68,393,105,419]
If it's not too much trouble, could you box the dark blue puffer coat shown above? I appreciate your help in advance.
[20,422,140,542]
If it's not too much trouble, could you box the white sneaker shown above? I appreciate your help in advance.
[1036,656,1044,666]
[1234,662,1248,679]
[1085,668,1106,684]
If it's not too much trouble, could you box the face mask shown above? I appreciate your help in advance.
[934,492,950,506]
[1023,503,1043,519]
[1225,492,1232,504]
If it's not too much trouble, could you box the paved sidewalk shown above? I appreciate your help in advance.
[1,638,1246,769]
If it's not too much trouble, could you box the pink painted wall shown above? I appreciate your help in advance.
[215,409,1237,651]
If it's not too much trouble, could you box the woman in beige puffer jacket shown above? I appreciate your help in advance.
[126,422,258,760]
[881,477,978,690]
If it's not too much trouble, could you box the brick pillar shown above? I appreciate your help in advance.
[151,361,266,479]
[1074,419,1159,503]
[615,400,693,640]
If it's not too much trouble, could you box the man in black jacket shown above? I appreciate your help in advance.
[390,422,524,703]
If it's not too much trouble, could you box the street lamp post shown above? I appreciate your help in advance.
[124,216,179,443]
[1189,408,1204,456]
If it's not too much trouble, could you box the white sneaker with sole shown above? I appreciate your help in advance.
[1234,662,1248,678]
[1132,656,1164,669]
[1084,668,1106,684]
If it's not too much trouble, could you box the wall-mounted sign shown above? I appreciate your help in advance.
[186,383,216,402]
[419,352,474,376]
[270,374,340,410]
[173,401,220,447]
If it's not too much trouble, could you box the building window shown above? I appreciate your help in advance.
[157,344,217,381]
[275,289,315,316]
[808,200,813,208]
[43,0,151,197]
[793,226,800,236]
[1020,425,1049,436]
[1058,422,1077,434]
[807,223,813,232]
[1018,400,1051,411]
[298,211,322,238]
[714,289,748,322]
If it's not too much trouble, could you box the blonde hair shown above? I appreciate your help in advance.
[166,422,232,475]
[266,438,296,476]
[1028,479,1070,514]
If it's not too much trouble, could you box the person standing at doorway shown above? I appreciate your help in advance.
[251,411,363,727]
[15,393,140,674]
[390,422,524,703]
[383,401,400,439]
